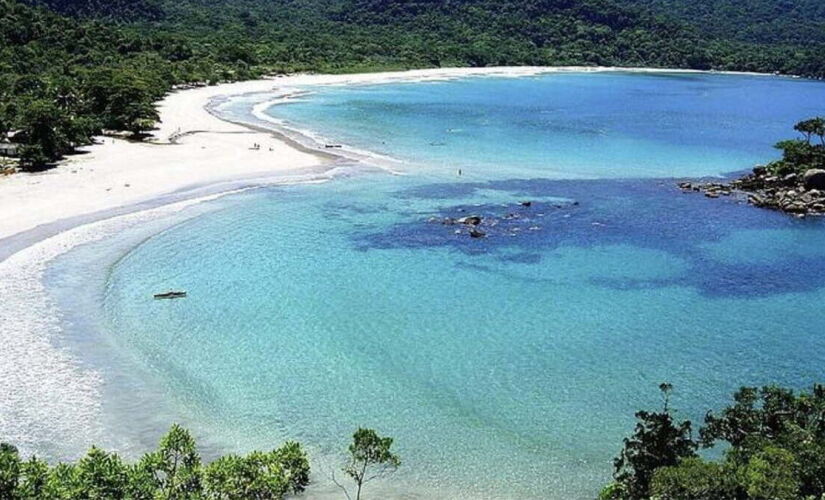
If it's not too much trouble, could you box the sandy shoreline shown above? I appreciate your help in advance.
[0,65,779,249]
[0,64,790,462]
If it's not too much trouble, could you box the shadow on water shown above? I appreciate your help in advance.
[349,176,825,298]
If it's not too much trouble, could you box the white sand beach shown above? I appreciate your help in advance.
[0,65,752,244]
[0,66,554,455]
[0,65,778,460]
[0,66,545,242]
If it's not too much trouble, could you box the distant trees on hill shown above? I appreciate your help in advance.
[617,0,825,46]
[2,0,825,169]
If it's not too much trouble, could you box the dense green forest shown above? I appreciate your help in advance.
[617,0,825,45]
[2,0,825,170]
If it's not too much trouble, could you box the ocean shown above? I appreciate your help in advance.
[42,71,825,499]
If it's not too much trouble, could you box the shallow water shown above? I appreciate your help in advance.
[43,72,825,499]
[267,72,825,179]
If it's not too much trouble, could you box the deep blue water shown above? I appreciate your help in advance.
[50,72,825,499]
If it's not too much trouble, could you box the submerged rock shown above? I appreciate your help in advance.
[458,216,482,226]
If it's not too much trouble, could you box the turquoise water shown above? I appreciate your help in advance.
[52,72,825,499]
[267,72,825,179]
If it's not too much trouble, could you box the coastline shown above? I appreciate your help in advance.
[0,63,802,467]
[0,65,787,248]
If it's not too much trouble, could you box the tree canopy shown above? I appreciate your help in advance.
[0,424,311,499]
[601,384,825,500]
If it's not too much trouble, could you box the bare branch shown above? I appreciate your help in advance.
[331,469,352,500]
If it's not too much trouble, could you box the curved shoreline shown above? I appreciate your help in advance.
[0,64,805,464]
[0,65,794,254]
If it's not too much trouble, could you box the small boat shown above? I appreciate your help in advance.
[154,291,187,300]
[324,144,343,149]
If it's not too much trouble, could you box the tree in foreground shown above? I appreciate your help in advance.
[0,424,310,499]
[133,423,202,497]
[334,428,400,500]
[603,383,697,500]
[603,383,825,500]
[203,441,309,499]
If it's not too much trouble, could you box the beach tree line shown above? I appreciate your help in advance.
[0,425,400,500]
[600,383,825,500]
[0,0,264,170]
[3,0,825,170]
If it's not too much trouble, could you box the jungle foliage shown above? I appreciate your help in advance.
[3,0,825,169]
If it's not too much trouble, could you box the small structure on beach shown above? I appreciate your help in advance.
[0,142,19,157]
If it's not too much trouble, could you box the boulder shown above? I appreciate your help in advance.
[458,216,482,226]
[748,194,765,206]
[803,169,825,190]
[786,202,808,214]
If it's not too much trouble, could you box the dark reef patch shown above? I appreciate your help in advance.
[352,177,825,297]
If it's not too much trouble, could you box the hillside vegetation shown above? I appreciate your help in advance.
[3,0,825,169]
[618,0,825,45]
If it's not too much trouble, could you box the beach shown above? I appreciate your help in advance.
[0,67,533,242]
[0,65,569,461]
[0,65,755,245]
[2,65,820,498]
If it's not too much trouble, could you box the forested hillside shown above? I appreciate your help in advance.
[619,0,825,45]
[4,0,825,169]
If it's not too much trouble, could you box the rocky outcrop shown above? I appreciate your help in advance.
[679,166,825,217]
[803,169,825,190]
